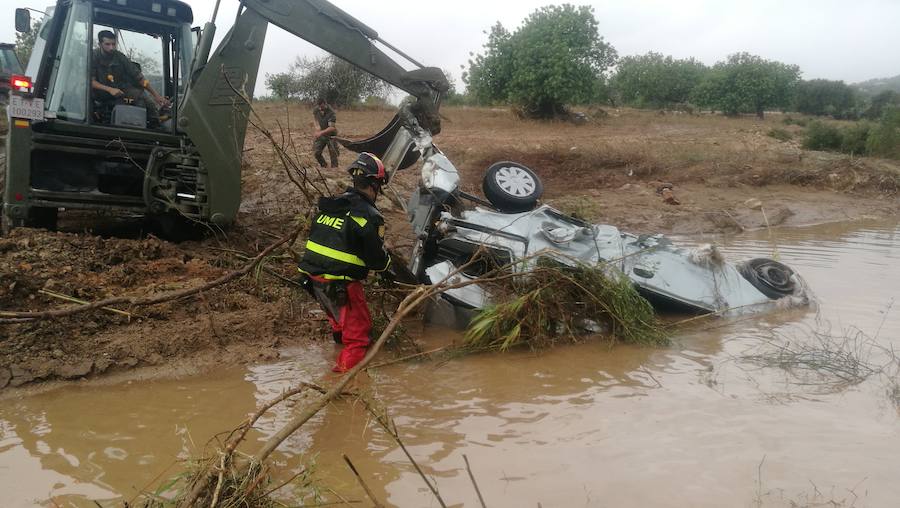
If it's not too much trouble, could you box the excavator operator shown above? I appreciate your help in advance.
[90,30,171,127]
[298,152,392,373]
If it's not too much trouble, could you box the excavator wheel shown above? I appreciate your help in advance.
[152,212,205,243]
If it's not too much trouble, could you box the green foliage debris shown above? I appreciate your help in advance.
[464,262,667,352]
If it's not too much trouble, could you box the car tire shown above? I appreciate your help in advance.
[482,161,543,213]
[738,258,796,299]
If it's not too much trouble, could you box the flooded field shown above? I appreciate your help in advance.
[2,219,899,507]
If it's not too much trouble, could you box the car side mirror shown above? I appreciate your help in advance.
[15,9,31,33]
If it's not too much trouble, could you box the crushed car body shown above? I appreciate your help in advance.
[422,204,809,320]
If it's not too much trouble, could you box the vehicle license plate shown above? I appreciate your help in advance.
[8,95,45,121]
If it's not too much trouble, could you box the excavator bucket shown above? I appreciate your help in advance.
[334,114,422,171]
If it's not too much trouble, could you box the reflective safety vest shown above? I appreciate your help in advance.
[298,188,390,281]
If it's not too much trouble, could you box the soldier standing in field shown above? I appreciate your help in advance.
[312,98,339,168]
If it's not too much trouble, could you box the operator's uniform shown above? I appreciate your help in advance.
[299,188,390,372]
[91,48,159,125]
[312,105,340,168]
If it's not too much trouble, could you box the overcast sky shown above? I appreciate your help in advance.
[4,0,899,96]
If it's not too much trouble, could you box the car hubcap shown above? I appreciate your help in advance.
[494,166,536,197]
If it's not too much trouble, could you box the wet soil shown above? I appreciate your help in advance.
[1,105,899,391]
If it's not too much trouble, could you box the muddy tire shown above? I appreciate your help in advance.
[738,258,796,299]
[482,161,543,213]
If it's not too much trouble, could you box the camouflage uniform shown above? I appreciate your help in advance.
[91,48,159,125]
[313,106,339,168]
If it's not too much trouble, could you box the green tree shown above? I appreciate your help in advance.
[264,55,389,106]
[264,71,301,100]
[465,4,617,118]
[15,20,40,65]
[611,52,707,108]
[795,79,856,118]
[694,52,800,118]
[464,22,512,105]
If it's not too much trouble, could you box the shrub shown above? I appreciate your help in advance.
[840,122,872,155]
[767,128,793,142]
[802,121,843,151]
[866,107,900,159]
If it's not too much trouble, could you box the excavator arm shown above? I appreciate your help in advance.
[177,0,449,225]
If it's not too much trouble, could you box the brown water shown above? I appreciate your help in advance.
[2,220,899,507]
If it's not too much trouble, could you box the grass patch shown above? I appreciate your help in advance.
[767,128,793,142]
[464,262,667,352]
[782,115,808,127]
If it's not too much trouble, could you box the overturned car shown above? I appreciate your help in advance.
[341,102,810,327]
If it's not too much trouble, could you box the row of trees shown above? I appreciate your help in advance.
[609,52,895,120]
[462,5,898,120]
[613,52,801,118]
[262,4,898,125]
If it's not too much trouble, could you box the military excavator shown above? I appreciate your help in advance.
[2,0,449,236]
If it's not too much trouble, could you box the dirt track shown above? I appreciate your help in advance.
[2,105,899,392]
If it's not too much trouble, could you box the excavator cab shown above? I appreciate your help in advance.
[3,0,195,231]
[4,0,448,237]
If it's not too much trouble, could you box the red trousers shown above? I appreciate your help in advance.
[313,278,371,372]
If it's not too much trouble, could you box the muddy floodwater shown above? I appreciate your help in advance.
[2,220,899,507]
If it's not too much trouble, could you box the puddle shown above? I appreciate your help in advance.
[2,219,899,507]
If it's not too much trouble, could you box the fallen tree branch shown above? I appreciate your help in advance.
[365,346,449,370]
[0,224,303,323]
[342,454,384,508]
[463,454,487,508]
[38,289,139,320]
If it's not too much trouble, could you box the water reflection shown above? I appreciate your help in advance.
[0,370,264,505]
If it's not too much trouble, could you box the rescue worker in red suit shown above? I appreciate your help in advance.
[298,152,391,372]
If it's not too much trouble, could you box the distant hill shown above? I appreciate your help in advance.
[853,74,900,97]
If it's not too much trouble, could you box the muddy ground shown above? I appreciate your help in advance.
[1,105,898,392]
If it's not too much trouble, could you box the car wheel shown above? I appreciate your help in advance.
[482,161,543,213]
[738,258,797,299]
